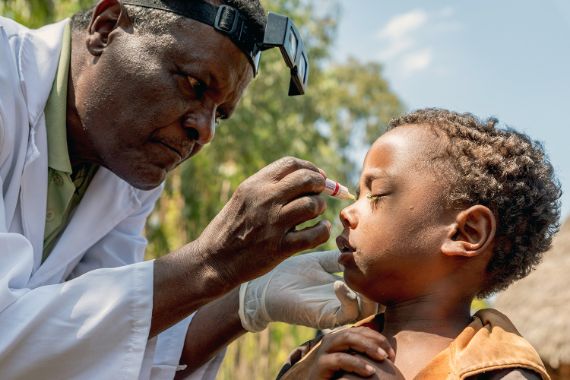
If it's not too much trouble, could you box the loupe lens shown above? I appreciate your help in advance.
[298,54,307,84]
[287,29,298,62]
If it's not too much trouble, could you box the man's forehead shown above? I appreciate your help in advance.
[160,18,252,82]
[122,0,310,95]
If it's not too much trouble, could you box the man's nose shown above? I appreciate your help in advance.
[339,204,358,229]
[182,106,216,146]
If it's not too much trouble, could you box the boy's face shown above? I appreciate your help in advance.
[337,125,457,304]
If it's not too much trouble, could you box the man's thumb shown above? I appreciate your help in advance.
[333,280,359,323]
[358,294,379,319]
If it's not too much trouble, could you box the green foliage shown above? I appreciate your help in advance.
[219,323,315,379]
[3,1,404,378]
[1,0,93,27]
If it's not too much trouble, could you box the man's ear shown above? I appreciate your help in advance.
[86,0,130,56]
[441,205,496,258]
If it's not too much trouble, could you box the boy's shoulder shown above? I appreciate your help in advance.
[419,308,549,380]
[352,308,549,379]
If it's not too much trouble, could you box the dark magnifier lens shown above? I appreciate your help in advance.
[288,28,298,62]
[253,51,261,73]
[298,54,307,83]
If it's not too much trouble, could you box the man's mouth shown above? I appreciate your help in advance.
[156,141,180,158]
[155,139,194,162]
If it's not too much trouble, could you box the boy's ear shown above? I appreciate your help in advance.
[86,0,130,56]
[441,205,496,258]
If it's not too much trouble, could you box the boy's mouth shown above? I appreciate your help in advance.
[336,235,355,256]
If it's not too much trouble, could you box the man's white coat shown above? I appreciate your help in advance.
[0,16,222,380]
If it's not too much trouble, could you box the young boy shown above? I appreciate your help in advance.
[277,108,561,380]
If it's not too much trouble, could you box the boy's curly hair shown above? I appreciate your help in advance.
[389,108,561,297]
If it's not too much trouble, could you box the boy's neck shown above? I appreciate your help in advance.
[382,293,473,337]
[380,294,474,379]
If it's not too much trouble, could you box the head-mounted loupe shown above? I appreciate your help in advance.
[261,13,309,96]
[121,0,309,95]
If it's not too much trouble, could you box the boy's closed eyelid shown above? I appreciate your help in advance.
[366,192,384,210]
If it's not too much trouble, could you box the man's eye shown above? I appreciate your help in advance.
[186,76,206,97]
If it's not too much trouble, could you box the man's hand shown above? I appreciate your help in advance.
[239,250,378,331]
[177,251,376,374]
[152,157,330,336]
[196,156,331,291]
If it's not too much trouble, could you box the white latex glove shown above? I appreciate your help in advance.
[238,250,378,332]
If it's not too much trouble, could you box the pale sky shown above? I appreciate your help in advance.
[332,0,570,220]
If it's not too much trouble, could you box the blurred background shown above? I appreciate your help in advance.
[2,0,568,378]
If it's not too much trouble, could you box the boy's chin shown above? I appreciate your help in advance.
[344,270,387,305]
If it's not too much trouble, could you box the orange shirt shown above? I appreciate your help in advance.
[278,308,549,379]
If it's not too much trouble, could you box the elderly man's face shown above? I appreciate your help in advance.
[72,8,253,190]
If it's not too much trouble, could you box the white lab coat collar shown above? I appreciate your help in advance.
[29,167,141,287]
[1,18,68,264]
[14,19,69,129]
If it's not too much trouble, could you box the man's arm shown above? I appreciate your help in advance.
[150,157,331,337]
[175,287,245,377]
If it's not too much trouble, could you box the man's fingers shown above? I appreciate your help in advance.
[275,168,326,202]
[331,281,359,325]
[278,195,327,227]
[347,327,395,362]
[281,220,331,254]
[358,294,379,321]
[319,353,376,378]
[260,156,321,181]
[325,327,391,362]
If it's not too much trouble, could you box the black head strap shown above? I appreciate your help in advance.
[121,0,262,74]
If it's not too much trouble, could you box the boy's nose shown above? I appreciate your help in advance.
[339,205,358,229]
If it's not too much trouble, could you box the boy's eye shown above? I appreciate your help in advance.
[366,193,384,209]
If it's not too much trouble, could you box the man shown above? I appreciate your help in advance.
[0,0,373,379]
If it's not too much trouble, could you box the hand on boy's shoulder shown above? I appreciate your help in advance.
[277,326,400,380]
[335,353,405,380]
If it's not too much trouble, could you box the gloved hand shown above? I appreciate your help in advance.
[238,250,378,332]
